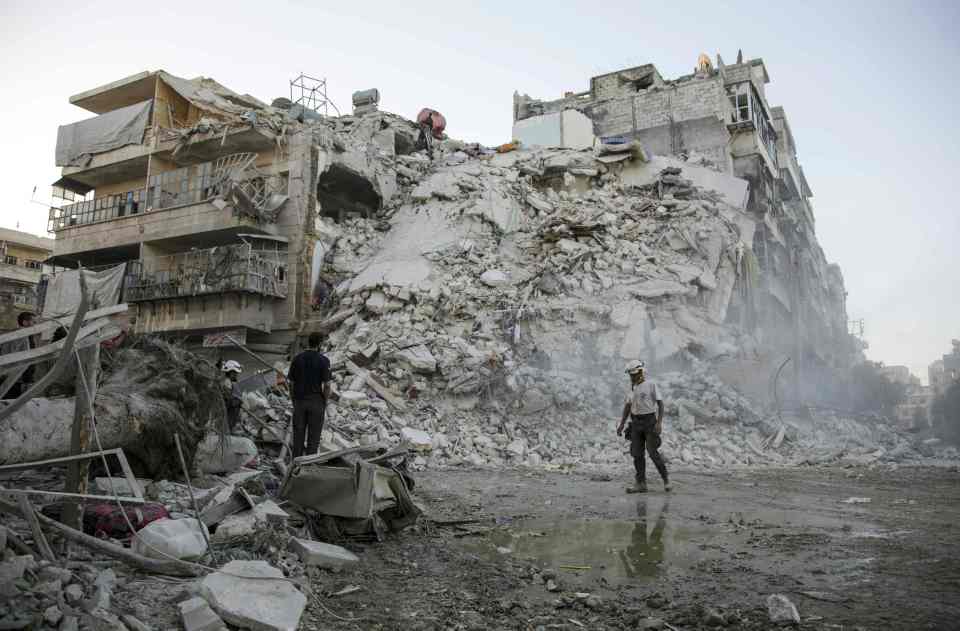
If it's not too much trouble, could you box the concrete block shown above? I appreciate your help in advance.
[289,539,360,569]
[179,597,227,631]
[200,561,306,631]
[400,427,432,452]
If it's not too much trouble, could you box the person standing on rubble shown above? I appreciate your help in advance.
[616,360,671,493]
[220,360,243,432]
[287,332,332,459]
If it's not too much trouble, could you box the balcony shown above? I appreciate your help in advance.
[124,243,287,303]
[49,153,284,234]
[726,82,778,170]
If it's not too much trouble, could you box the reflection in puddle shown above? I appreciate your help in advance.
[463,499,718,580]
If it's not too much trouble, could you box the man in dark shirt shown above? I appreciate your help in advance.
[287,332,332,459]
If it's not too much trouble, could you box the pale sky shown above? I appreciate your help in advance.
[1,1,957,382]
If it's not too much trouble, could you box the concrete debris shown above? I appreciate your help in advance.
[766,593,801,624]
[289,538,360,569]
[401,427,433,451]
[132,518,209,560]
[200,560,306,631]
[179,596,228,631]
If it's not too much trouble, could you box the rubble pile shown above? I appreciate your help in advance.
[284,132,940,471]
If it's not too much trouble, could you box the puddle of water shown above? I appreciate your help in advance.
[461,500,721,580]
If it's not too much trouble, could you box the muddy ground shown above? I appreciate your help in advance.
[93,463,960,630]
[298,464,960,631]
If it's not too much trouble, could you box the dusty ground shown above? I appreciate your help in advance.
[85,463,960,631]
[297,464,960,631]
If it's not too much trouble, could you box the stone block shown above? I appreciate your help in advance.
[401,427,433,452]
[179,597,227,631]
[289,539,360,569]
[200,561,306,631]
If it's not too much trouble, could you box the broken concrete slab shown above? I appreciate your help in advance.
[200,560,306,631]
[289,539,360,569]
[392,345,437,373]
[179,597,228,631]
[400,427,432,452]
[766,593,801,624]
[211,500,289,541]
[480,269,510,287]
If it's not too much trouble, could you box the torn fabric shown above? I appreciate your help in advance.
[55,100,152,167]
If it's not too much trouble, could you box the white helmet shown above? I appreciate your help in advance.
[624,360,645,374]
[221,360,243,374]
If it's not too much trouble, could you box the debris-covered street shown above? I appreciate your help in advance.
[2,3,960,630]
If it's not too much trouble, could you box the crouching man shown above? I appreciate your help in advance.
[617,360,671,493]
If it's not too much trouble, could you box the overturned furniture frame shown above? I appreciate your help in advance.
[0,448,145,504]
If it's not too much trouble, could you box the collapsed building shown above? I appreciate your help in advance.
[512,53,859,405]
[37,56,902,474]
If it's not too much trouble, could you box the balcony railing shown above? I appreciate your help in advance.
[48,160,219,232]
[124,243,287,302]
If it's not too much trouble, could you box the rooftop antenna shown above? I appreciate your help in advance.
[290,73,341,117]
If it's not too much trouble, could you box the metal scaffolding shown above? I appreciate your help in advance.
[289,74,340,117]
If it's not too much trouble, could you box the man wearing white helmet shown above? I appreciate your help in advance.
[220,360,243,432]
[617,360,670,493]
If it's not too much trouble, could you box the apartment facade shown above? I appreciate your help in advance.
[48,71,406,357]
[512,53,856,404]
[0,228,53,330]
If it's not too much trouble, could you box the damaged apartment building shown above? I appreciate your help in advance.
[47,71,410,360]
[512,53,857,403]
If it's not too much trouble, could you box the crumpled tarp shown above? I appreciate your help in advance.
[42,264,126,317]
[55,100,153,167]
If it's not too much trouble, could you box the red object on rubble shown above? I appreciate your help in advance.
[87,502,170,539]
[416,108,446,139]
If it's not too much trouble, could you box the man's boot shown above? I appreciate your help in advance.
[626,480,648,494]
[663,477,672,493]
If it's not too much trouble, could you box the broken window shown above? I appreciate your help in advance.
[4,256,17,266]
[25,260,42,270]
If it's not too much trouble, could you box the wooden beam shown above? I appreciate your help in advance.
[15,495,56,563]
[0,318,115,369]
[0,304,128,346]
[64,338,100,529]
[0,448,128,474]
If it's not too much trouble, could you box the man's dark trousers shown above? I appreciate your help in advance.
[292,394,326,459]
[630,413,668,483]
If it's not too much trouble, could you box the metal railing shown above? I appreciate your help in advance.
[124,243,287,302]
[48,161,219,232]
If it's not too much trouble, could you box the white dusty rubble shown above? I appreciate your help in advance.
[239,137,951,473]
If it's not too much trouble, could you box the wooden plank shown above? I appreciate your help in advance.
[345,359,407,411]
[0,304,128,346]
[0,448,126,474]
[15,495,56,563]
[0,318,114,369]
[64,341,100,529]
[0,489,146,504]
